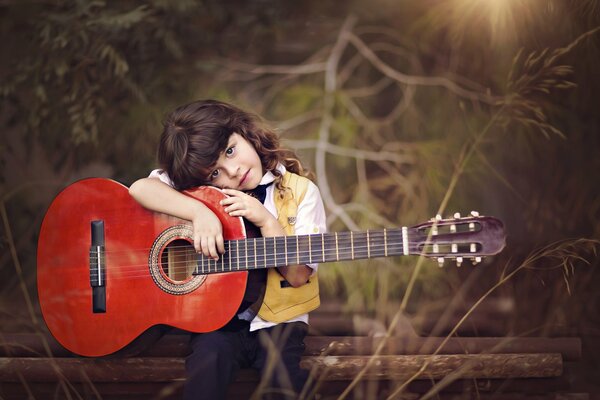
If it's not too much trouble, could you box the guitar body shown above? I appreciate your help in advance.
[37,178,248,357]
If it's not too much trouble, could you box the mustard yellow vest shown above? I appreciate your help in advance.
[257,171,321,323]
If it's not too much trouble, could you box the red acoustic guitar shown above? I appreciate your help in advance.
[37,178,506,357]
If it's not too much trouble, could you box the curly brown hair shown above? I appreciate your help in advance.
[158,99,311,192]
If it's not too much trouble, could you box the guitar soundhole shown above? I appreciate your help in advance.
[160,239,197,282]
[149,224,206,295]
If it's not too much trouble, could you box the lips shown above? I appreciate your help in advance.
[239,170,249,187]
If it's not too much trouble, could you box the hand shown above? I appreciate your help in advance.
[220,189,276,228]
[191,206,225,260]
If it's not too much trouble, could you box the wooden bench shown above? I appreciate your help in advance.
[0,331,584,399]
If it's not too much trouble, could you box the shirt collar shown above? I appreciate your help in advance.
[259,163,286,185]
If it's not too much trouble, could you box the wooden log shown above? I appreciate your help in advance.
[0,353,562,383]
[304,336,581,361]
[0,382,589,400]
[0,333,582,361]
[0,365,584,400]
[301,353,562,380]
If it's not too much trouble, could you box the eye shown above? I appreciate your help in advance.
[209,169,220,180]
[225,146,235,156]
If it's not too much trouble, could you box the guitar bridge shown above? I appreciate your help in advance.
[90,220,106,313]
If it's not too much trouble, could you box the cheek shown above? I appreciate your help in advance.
[214,176,233,189]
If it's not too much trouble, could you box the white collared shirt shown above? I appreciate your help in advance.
[148,164,327,331]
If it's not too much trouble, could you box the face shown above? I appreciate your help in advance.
[207,133,264,190]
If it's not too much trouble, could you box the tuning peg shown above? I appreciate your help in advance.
[435,214,442,221]
[470,211,480,217]
[453,212,461,219]
[437,257,444,267]
[456,257,463,267]
[472,256,482,265]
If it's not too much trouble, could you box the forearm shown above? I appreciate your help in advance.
[258,219,312,287]
[129,178,207,221]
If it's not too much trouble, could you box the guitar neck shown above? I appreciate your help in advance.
[195,229,407,274]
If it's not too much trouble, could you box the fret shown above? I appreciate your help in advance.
[246,238,255,270]
[263,237,267,268]
[367,230,371,259]
[284,235,288,266]
[277,236,289,267]
[235,240,240,270]
[297,234,311,265]
[402,226,409,256]
[227,242,232,271]
[264,237,274,269]
[296,235,300,265]
[244,238,249,270]
[352,231,369,259]
[337,231,353,261]
[273,237,277,267]
[254,238,257,269]
[311,233,323,264]
[284,236,297,266]
[384,228,388,257]
[200,253,205,274]
[369,230,387,258]
[221,250,224,272]
[321,234,325,262]
[351,231,354,260]
[276,236,290,267]
[308,234,312,263]
[335,232,339,261]
[322,233,338,263]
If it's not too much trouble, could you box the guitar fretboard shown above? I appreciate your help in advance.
[195,229,407,274]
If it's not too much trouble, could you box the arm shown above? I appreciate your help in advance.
[220,182,326,288]
[129,178,225,259]
[261,218,313,288]
[220,188,312,288]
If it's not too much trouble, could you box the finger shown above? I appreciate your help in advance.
[200,237,209,257]
[220,197,235,206]
[228,209,246,217]
[206,237,219,260]
[216,235,225,255]
[222,188,245,197]
[194,235,202,253]
[224,202,243,213]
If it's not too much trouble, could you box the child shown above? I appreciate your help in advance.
[129,99,327,400]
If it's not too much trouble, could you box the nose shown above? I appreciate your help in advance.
[222,161,240,179]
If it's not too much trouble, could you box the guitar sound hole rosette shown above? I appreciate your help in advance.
[149,225,206,295]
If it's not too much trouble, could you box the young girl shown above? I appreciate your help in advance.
[129,99,327,400]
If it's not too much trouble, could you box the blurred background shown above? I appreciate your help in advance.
[1,0,599,396]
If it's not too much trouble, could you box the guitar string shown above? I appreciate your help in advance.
[87,232,410,272]
[87,244,429,281]
[89,239,411,266]
[86,234,444,279]
[85,227,462,279]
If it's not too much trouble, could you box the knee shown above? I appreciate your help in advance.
[186,332,236,374]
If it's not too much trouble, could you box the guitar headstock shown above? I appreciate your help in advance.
[408,212,506,267]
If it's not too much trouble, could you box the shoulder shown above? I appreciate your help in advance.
[282,172,322,207]
[148,169,174,187]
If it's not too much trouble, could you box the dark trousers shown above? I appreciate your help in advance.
[183,320,309,400]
